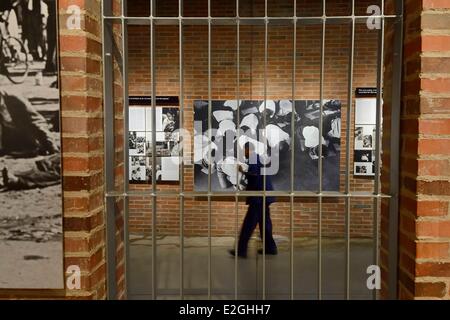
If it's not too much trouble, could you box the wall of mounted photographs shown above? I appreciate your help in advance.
[129,105,180,183]
[354,98,377,176]
[194,99,342,192]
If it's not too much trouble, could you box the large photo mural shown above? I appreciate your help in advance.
[0,0,63,288]
[194,99,342,192]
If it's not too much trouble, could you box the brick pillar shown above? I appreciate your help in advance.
[413,0,450,299]
[59,0,106,299]
[382,0,450,299]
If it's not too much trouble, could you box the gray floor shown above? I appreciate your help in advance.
[128,236,375,300]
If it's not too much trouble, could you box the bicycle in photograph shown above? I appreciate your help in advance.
[0,10,29,84]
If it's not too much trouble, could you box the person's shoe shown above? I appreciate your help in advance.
[257,249,278,255]
[228,249,246,258]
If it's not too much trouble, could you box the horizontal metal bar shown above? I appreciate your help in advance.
[102,15,400,26]
[105,191,392,198]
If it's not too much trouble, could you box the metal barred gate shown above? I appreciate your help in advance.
[102,0,403,300]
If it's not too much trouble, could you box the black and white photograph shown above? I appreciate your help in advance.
[193,99,341,192]
[129,131,137,149]
[162,108,179,132]
[355,125,375,150]
[155,141,172,157]
[131,156,146,166]
[0,0,63,289]
[129,131,146,156]
[354,162,374,176]
[130,165,146,182]
[354,150,372,163]
[129,104,181,183]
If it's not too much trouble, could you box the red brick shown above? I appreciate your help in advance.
[419,119,450,135]
[422,78,450,93]
[415,281,447,298]
[418,159,450,176]
[418,139,450,155]
[417,220,450,238]
[417,262,450,277]
[423,0,450,9]
[422,35,450,52]
[417,242,450,259]
[417,200,449,217]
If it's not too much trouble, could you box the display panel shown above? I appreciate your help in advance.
[354,97,377,177]
[194,99,342,192]
[129,101,180,184]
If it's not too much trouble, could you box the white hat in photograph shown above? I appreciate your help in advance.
[278,100,293,116]
[263,124,290,148]
[302,126,325,148]
[224,100,239,110]
[213,110,234,122]
[217,119,236,137]
[258,100,276,117]
[239,113,259,133]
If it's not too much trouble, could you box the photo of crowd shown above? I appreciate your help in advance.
[194,99,342,192]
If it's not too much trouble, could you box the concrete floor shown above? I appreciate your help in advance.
[128,235,375,300]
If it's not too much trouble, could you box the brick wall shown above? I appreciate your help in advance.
[381,0,450,300]
[126,0,381,238]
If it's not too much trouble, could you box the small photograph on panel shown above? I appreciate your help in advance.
[130,131,146,155]
[354,125,375,150]
[354,162,374,176]
[354,150,372,163]
[162,108,180,132]
[130,166,146,182]
[145,157,162,182]
[129,131,137,149]
[130,156,146,166]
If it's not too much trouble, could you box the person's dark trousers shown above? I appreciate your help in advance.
[237,202,277,256]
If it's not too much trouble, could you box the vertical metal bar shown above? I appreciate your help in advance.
[388,0,404,300]
[178,0,185,300]
[121,0,130,299]
[262,0,268,301]
[102,0,117,300]
[290,0,297,301]
[344,0,355,300]
[373,0,385,301]
[150,0,157,300]
[234,0,240,301]
[317,0,326,301]
[207,0,212,300]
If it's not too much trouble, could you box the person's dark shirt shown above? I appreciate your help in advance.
[245,155,276,206]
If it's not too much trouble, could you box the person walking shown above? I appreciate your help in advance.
[229,142,278,258]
